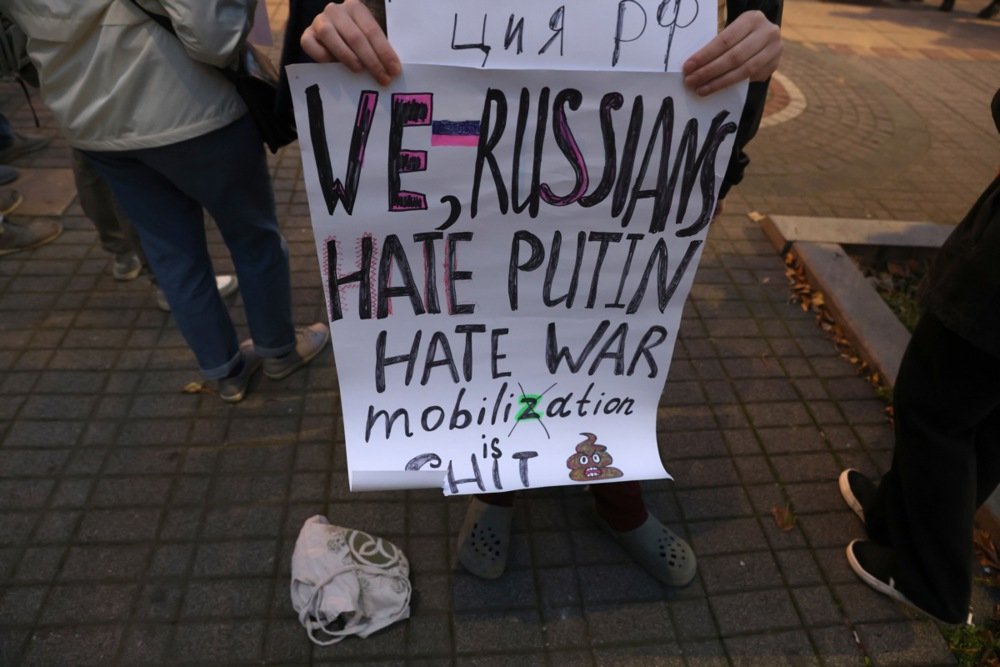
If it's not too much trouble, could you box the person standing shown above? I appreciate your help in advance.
[839,88,1000,625]
[294,0,783,584]
[6,0,329,402]
[70,147,239,311]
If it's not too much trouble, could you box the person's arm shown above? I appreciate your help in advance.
[153,0,255,68]
[299,0,400,86]
[682,10,782,96]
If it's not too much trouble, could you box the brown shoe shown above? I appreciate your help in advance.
[0,219,62,257]
[0,132,50,164]
[0,189,23,216]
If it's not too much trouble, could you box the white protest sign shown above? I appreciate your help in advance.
[385,0,716,72]
[289,63,745,494]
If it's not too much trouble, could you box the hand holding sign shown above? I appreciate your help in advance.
[300,0,401,85]
[682,10,782,96]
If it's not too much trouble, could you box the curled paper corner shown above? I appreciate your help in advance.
[350,469,448,492]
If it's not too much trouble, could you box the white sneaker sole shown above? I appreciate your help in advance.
[845,540,961,625]
[838,469,866,523]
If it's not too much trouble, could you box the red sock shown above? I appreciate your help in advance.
[591,481,647,532]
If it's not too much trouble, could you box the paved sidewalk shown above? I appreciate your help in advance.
[0,1,997,665]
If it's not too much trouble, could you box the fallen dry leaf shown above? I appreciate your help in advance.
[181,381,216,396]
[975,528,1000,571]
[771,504,796,532]
[887,260,910,278]
[782,253,891,414]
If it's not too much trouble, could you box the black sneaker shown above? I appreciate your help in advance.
[846,540,964,625]
[839,469,877,523]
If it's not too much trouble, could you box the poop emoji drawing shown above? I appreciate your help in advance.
[566,433,624,482]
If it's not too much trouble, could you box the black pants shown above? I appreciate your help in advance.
[866,314,1000,622]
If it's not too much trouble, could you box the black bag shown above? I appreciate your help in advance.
[130,1,296,153]
[222,42,297,153]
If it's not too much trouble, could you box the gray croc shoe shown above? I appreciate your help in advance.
[456,498,514,579]
[596,512,697,587]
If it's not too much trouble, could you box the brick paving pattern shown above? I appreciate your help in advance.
[0,0,998,664]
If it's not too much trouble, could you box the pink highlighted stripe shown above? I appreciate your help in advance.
[431,135,480,147]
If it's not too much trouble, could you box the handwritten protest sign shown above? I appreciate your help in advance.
[289,64,745,494]
[385,0,716,72]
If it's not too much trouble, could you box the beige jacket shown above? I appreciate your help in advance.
[5,0,256,151]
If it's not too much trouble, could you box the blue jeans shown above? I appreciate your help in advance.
[83,115,295,379]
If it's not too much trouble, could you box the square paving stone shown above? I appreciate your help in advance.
[0,512,40,546]
[90,476,173,508]
[0,447,73,479]
[669,598,718,641]
[732,455,776,485]
[405,612,452,657]
[668,458,740,489]
[584,601,676,645]
[452,569,536,611]
[855,621,955,666]
[771,453,842,484]
[192,540,278,578]
[784,482,847,514]
[698,551,784,594]
[159,509,201,541]
[710,588,801,635]
[833,582,908,624]
[799,512,864,548]
[453,609,544,654]
[13,168,78,216]
[168,620,266,664]
[133,583,184,622]
[39,583,138,623]
[775,550,824,587]
[405,535,451,573]
[181,578,271,619]
[201,505,284,539]
[679,639,729,666]
[118,624,172,665]
[537,567,581,608]
[0,478,54,509]
[0,585,47,625]
[540,607,589,649]
[457,654,549,667]
[591,643,685,666]
[723,629,819,666]
[792,585,846,627]
[577,564,667,604]
[77,508,162,543]
[808,625,867,667]
[22,625,122,667]
[210,473,289,506]
[675,486,754,521]
[263,618,314,664]
[410,572,452,614]
[58,544,149,581]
